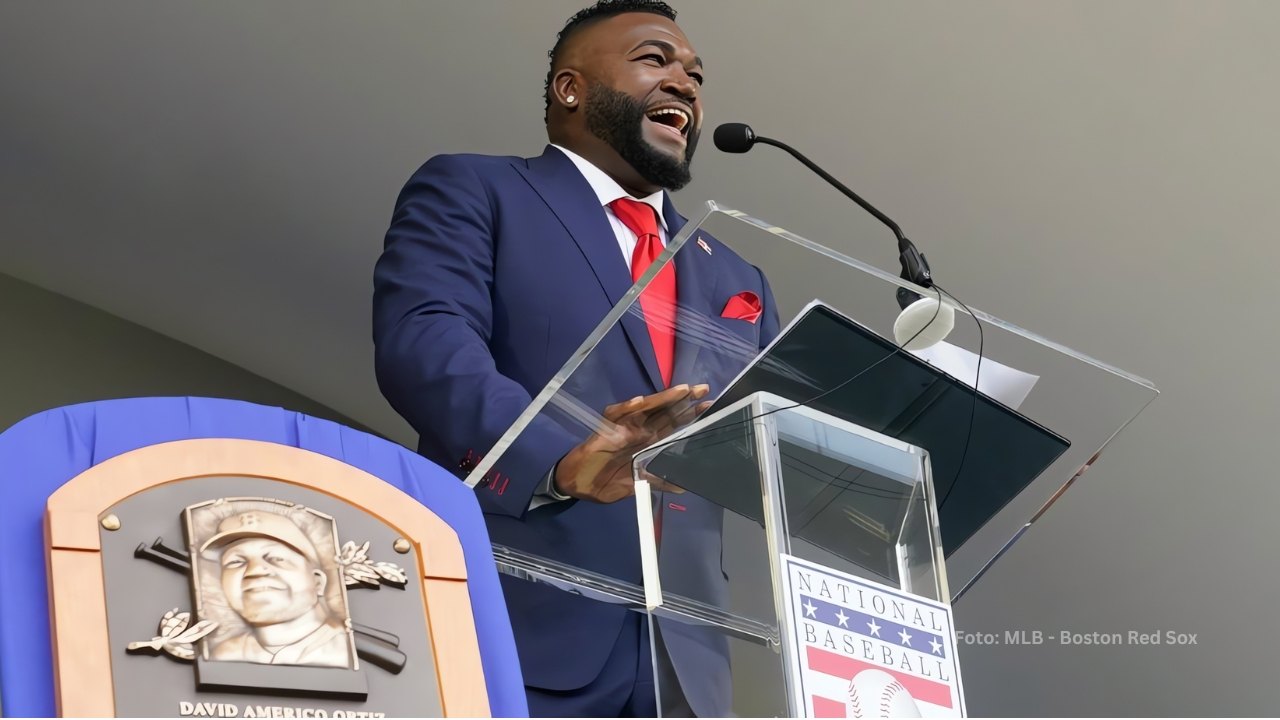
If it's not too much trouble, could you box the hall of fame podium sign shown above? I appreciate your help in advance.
[44,439,490,717]
[780,555,965,718]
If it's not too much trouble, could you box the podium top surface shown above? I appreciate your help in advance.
[695,302,1071,556]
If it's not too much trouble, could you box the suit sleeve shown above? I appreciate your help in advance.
[372,155,579,518]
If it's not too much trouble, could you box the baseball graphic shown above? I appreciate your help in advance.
[847,669,922,718]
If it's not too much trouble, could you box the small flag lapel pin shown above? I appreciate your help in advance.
[697,237,712,256]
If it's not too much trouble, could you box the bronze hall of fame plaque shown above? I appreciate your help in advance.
[45,439,490,717]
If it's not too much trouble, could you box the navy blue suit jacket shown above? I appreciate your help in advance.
[373,146,779,711]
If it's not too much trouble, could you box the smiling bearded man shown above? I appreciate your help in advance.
[373,1,780,716]
[580,75,701,191]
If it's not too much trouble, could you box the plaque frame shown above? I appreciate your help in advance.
[45,438,489,717]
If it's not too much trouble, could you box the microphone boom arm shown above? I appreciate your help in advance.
[752,136,933,291]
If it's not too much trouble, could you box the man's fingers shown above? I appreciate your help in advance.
[638,384,707,423]
[639,384,695,411]
[596,385,714,445]
[603,388,686,428]
[602,395,645,422]
[642,385,711,431]
[659,384,709,418]
[604,384,708,422]
[630,384,704,416]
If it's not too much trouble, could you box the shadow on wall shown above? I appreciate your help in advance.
[0,272,368,435]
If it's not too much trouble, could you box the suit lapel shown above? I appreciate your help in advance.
[513,146,665,392]
[665,196,720,387]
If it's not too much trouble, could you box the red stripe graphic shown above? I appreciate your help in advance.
[811,694,846,718]
[807,645,953,709]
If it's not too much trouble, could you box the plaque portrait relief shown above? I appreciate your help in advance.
[186,499,356,670]
[120,489,425,706]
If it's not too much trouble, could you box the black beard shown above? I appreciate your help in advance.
[583,83,699,192]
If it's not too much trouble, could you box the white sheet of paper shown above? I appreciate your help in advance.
[911,342,1039,409]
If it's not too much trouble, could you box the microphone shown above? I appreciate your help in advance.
[713,122,954,349]
[712,123,756,154]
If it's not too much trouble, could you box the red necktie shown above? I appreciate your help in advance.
[609,198,677,388]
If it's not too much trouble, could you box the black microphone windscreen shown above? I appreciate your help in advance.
[714,123,756,153]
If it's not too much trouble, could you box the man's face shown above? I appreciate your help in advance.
[220,537,324,626]
[576,13,704,190]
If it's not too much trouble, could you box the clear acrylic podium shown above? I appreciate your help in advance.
[632,391,948,715]
[465,203,1158,716]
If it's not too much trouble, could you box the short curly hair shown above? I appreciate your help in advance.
[543,0,678,124]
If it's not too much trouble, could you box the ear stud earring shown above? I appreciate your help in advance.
[566,95,576,104]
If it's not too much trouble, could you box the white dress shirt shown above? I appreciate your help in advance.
[530,145,672,507]
[551,144,670,261]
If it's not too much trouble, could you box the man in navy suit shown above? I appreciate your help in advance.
[373,1,779,715]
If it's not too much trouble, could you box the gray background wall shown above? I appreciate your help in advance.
[2,1,1277,715]
[0,272,358,434]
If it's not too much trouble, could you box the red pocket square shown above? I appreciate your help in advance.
[721,291,762,324]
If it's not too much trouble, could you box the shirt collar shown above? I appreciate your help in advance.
[551,144,669,232]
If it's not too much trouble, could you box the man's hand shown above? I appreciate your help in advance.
[553,384,711,504]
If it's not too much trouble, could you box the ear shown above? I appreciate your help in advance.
[553,69,582,108]
[313,568,328,596]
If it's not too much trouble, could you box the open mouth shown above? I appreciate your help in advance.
[644,105,692,141]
